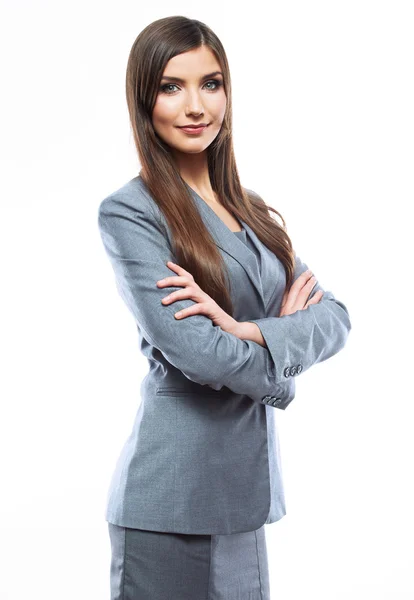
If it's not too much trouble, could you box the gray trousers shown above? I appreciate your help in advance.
[108,522,271,599]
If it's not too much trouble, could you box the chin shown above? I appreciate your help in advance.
[178,146,208,155]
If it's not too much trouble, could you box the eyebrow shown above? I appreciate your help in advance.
[160,71,223,83]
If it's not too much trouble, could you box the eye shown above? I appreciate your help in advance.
[160,83,179,94]
[159,79,223,95]
[204,79,223,91]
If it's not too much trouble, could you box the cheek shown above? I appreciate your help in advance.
[152,97,179,127]
[209,93,227,123]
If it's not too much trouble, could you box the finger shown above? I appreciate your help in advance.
[156,275,189,288]
[174,304,208,319]
[296,275,317,302]
[305,275,318,293]
[166,261,194,281]
[298,270,315,290]
[296,269,314,285]
[287,269,314,304]
[161,287,200,304]
[304,290,324,308]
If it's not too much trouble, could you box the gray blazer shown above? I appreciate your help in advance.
[97,175,351,535]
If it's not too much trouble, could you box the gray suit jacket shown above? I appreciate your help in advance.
[97,175,351,534]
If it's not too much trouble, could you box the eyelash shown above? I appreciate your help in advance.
[159,79,223,95]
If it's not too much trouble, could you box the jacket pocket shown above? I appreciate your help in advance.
[156,387,223,397]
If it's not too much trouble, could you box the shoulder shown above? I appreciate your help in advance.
[242,186,264,201]
[97,175,161,223]
[242,187,267,211]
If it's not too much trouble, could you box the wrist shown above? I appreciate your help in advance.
[233,321,266,347]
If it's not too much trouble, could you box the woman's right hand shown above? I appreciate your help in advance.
[279,269,324,317]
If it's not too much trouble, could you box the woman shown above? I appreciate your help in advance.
[98,15,352,600]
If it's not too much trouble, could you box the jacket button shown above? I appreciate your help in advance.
[289,365,297,376]
[297,364,303,373]
[261,395,272,403]
[283,367,291,378]
[271,397,282,405]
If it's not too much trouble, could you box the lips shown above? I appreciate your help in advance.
[178,124,209,128]
[177,124,209,135]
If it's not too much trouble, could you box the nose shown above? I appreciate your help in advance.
[185,89,204,114]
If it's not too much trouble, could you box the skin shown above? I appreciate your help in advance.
[152,46,323,346]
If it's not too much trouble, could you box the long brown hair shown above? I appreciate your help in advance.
[125,15,295,316]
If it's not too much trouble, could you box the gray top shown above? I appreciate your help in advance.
[233,227,262,274]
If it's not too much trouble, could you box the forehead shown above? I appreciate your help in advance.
[162,46,221,79]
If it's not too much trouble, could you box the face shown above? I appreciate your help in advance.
[152,46,227,156]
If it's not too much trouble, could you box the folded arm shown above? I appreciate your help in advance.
[247,253,351,381]
[98,190,350,409]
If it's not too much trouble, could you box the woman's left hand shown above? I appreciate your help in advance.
[156,261,240,336]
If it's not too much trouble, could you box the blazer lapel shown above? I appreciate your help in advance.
[240,219,282,310]
[185,183,267,312]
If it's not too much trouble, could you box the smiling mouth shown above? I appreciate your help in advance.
[178,124,210,129]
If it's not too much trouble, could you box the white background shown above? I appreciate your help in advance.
[1,1,413,598]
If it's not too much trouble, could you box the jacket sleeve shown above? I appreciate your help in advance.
[98,191,296,409]
[247,253,352,381]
